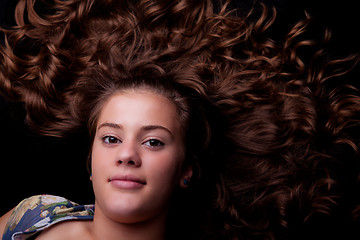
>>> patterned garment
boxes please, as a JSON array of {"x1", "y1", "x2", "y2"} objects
[{"x1": 2, "y1": 195, "x2": 94, "y2": 240}]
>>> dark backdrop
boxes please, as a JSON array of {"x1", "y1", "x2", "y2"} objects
[{"x1": 0, "y1": 0, "x2": 359, "y2": 218}]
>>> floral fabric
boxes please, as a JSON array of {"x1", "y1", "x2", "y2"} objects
[{"x1": 2, "y1": 195, "x2": 94, "y2": 240}]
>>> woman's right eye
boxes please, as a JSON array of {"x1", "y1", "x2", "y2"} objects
[{"x1": 102, "y1": 136, "x2": 121, "y2": 144}]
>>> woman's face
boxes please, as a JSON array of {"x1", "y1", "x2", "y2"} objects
[{"x1": 91, "y1": 89, "x2": 191, "y2": 224}]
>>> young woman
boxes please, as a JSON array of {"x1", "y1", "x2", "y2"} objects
[
  {"x1": 0, "y1": 2, "x2": 224, "y2": 238},
  {"x1": 1, "y1": 0, "x2": 360, "y2": 239},
  {"x1": 0, "y1": 78, "x2": 208, "y2": 240}
]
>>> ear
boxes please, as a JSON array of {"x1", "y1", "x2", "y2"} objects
[{"x1": 179, "y1": 166, "x2": 193, "y2": 188}]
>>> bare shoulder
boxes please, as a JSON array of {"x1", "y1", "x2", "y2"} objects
[
  {"x1": 0, "y1": 208, "x2": 15, "y2": 238},
  {"x1": 36, "y1": 220, "x2": 92, "y2": 240}
]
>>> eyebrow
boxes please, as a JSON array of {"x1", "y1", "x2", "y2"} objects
[
  {"x1": 97, "y1": 122, "x2": 173, "y2": 137},
  {"x1": 142, "y1": 125, "x2": 173, "y2": 137},
  {"x1": 98, "y1": 122, "x2": 121, "y2": 130}
]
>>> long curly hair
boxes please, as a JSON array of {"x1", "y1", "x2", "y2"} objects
[{"x1": 1, "y1": 0, "x2": 360, "y2": 239}]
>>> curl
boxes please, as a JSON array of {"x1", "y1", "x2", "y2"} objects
[{"x1": 1, "y1": 0, "x2": 360, "y2": 239}]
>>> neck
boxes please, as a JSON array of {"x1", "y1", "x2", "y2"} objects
[{"x1": 90, "y1": 205, "x2": 167, "y2": 240}]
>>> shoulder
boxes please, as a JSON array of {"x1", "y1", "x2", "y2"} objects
[
  {"x1": 36, "y1": 219, "x2": 93, "y2": 240},
  {"x1": 0, "y1": 207, "x2": 15, "y2": 239},
  {"x1": 1, "y1": 195, "x2": 94, "y2": 240},
  {"x1": 4, "y1": 195, "x2": 71, "y2": 233}
]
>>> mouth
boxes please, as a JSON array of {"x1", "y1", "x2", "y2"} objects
[{"x1": 109, "y1": 175, "x2": 146, "y2": 190}]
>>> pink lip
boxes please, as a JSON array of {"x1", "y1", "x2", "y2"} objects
[{"x1": 109, "y1": 175, "x2": 146, "y2": 190}]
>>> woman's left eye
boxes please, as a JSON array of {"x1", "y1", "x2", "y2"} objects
[{"x1": 143, "y1": 139, "x2": 164, "y2": 148}]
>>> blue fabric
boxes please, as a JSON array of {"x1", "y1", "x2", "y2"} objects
[{"x1": 2, "y1": 195, "x2": 94, "y2": 240}]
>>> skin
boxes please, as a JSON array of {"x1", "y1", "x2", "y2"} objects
[
  {"x1": 0, "y1": 89, "x2": 192, "y2": 240},
  {"x1": 90, "y1": 89, "x2": 192, "y2": 240},
  {"x1": 0, "y1": 208, "x2": 14, "y2": 238}
]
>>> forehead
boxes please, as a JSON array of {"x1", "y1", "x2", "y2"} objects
[{"x1": 97, "y1": 89, "x2": 182, "y2": 132}]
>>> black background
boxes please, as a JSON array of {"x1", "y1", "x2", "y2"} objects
[{"x1": 0, "y1": 0, "x2": 359, "y2": 219}]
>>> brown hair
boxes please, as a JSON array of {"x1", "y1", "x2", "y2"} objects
[{"x1": 1, "y1": 0, "x2": 360, "y2": 239}]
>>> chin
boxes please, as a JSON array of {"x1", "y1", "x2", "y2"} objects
[
  {"x1": 103, "y1": 200, "x2": 146, "y2": 222},
  {"x1": 107, "y1": 202, "x2": 167, "y2": 224},
  {"x1": 108, "y1": 209, "x2": 157, "y2": 224}
]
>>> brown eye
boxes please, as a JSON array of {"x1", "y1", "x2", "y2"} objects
[
  {"x1": 103, "y1": 136, "x2": 121, "y2": 144},
  {"x1": 144, "y1": 139, "x2": 164, "y2": 148}
]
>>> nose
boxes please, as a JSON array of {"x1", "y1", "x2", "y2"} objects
[{"x1": 116, "y1": 140, "x2": 142, "y2": 167}]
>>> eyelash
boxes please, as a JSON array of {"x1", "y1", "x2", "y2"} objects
[
  {"x1": 102, "y1": 136, "x2": 121, "y2": 144},
  {"x1": 143, "y1": 139, "x2": 164, "y2": 148},
  {"x1": 101, "y1": 136, "x2": 164, "y2": 149}
]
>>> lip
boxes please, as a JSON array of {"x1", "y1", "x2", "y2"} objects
[{"x1": 109, "y1": 174, "x2": 146, "y2": 190}]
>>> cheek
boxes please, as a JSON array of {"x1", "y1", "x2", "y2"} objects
[
  {"x1": 91, "y1": 143, "x2": 99, "y2": 172},
  {"x1": 90, "y1": 144, "x2": 111, "y2": 198},
  {"x1": 147, "y1": 150, "x2": 185, "y2": 184},
  {"x1": 90, "y1": 142, "x2": 109, "y2": 176}
]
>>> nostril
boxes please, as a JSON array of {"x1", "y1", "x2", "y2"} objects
[{"x1": 116, "y1": 159, "x2": 139, "y2": 166}]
